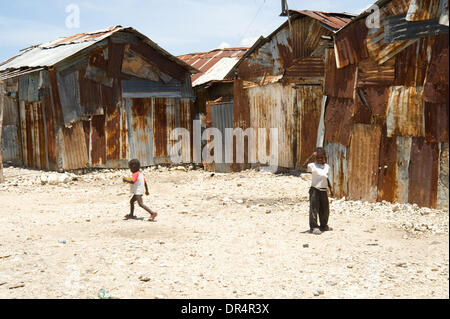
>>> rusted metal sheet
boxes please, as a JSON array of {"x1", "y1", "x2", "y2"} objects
[
  {"x1": 440, "y1": 0, "x2": 449, "y2": 26},
  {"x1": 283, "y1": 57, "x2": 325, "y2": 84},
  {"x1": 386, "y1": 86, "x2": 425, "y2": 137},
  {"x1": 1, "y1": 95, "x2": 22, "y2": 164},
  {"x1": 355, "y1": 86, "x2": 390, "y2": 123},
  {"x1": 122, "y1": 45, "x2": 172, "y2": 83},
  {"x1": 296, "y1": 85, "x2": 323, "y2": 168},
  {"x1": 247, "y1": 83, "x2": 297, "y2": 169},
  {"x1": 366, "y1": 2, "x2": 419, "y2": 65},
  {"x1": 347, "y1": 124, "x2": 382, "y2": 202},
  {"x1": 406, "y1": 0, "x2": 441, "y2": 21},
  {"x1": 408, "y1": 137, "x2": 439, "y2": 208},
  {"x1": 292, "y1": 17, "x2": 332, "y2": 60},
  {"x1": 79, "y1": 68, "x2": 104, "y2": 117},
  {"x1": 324, "y1": 142, "x2": 348, "y2": 199},
  {"x1": 125, "y1": 98, "x2": 154, "y2": 167},
  {"x1": 384, "y1": 14, "x2": 448, "y2": 43},
  {"x1": 56, "y1": 70, "x2": 82, "y2": 126},
  {"x1": 334, "y1": 19, "x2": 369, "y2": 69},
  {"x1": 377, "y1": 133, "x2": 412, "y2": 204},
  {"x1": 62, "y1": 121, "x2": 88, "y2": 170},
  {"x1": 90, "y1": 115, "x2": 106, "y2": 166},
  {"x1": 178, "y1": 48, "x2": 247, "y2": 87},
  {"x1": 393, "y1": 33, "x2": 433, "y2": 87},
  {"x1": 285, "y1": 10, "x2": 354, "y2": 30},
  {"x1": 231, "y1": 79, "x2": 251, "y2": 172},
  {"x1": 209, "y1": 102, "x2": 234, "y2": 173},
  {"x1": 153, "y1": 98, "x2": 168, "y2": 161},
  {"x1": 437, "y1": 142, "x2": 449, "y2": 208},
  {"x1": 324, "y1": 49, "x2": 356, "y2": 98},
  {"x1": 324, "y1": 97, "x2": 354, "y2": 146},
  {"x1": 107, "y1": 43, "x2": 128, "y2": 79},
  {"x1": 18, "y1": 100, "x2": 48, "y2": 169},
  {"x1": 423, "y1": 34, "x2": 449, "y2": 103},
  {"x1": 357, "y1": 58, "x2": 395, "y2": 86},
  {"x1": 105, "y1": 83, "x2": 121, "y2": 166},
  {"x1": 425, "y1": 101, "x2": 449, "y2": 142}
]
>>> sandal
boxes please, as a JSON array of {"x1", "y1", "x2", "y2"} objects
[{"x1": 124, "y1": 214, "x2": 136, "y2": 220}]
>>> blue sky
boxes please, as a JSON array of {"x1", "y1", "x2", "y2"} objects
[{"x1": 0, "y1": 0, "x2": 375, "y2": 62}]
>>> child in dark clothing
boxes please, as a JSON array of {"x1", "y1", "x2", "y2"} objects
[
  {"x1": 123, "y1": 159, "x2": 158, "y2": 221},
  {"x1": 302, "y1": 148, "x2": 334, "y2": 235}
]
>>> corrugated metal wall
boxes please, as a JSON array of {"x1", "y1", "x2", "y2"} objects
[{"x1": 327, "y1": 0, "x2": 449, "y2": 208}]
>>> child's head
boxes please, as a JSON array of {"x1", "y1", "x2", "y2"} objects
[
  {"x1": 315, "y1": 147, "x2": 327, "y2": 165},
  {"x1": 128, "y1": 159, "x2": 141, "y2": 173}
]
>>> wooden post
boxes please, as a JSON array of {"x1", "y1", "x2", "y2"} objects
[{"x1": 0, "y1": 80, "x2": 4, "y2": 183}]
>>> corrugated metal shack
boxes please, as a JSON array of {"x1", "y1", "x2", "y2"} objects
[
  {"x1": 326, "y1": 0, "x2": 449, "y2": 208},
  {"x1": 227, "y1": 11, "x2": 354, "y2": 171},
  {"x1": 0, "y1": 26, "x2": 198, "y2": 171},
  {"x1": 178, "y1": 48, "x2": 248, "y2": 172}
]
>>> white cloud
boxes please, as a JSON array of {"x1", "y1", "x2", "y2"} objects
[{"x1": 217, "y1": 42, "x2": 231, "y2": 49}]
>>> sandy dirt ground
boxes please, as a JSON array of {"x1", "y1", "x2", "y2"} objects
[{"x1": 0, "y1": 165, "x2": 448, "y2": 299}]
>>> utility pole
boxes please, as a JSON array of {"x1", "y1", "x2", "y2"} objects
[{"x1": 281, "y1": 0, "x2": 288, "y2": 16}]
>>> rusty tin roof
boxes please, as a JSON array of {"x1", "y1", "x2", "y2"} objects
[
  {"x1": 178, "y1": 48, "x2": 248, "y2": 87},
  {"x1": 0, "y1": 26, "x2": 199, "y2": 75}
]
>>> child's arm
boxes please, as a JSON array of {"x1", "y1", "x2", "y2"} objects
[
  {"x1": 327, "y1": 178, "x2": 334, "y2": 197},
  {"x1": 144, "y1": 181, "x2": 149, "y2": 196},
  {"x1": 301, "y1": 152, "x2": 317, "y2": 170},
  {"x1": 123, "y1": 177, "x2": 134, "y2": 184}
]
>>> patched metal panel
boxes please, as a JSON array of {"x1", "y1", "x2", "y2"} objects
[
  {"x1": 153, "y1": 98, "x2": 168, "y2": 161},
  {"x1": 437, "y1": 142, "x2": 449, "y2": 208},
  {"x1": 210, "y1": 102, "x2": 234, "y2": 173},
  {"x1": 334, "y1": 19, "x2": 369, "y2": 68},
  {"x1": 324, "y1": 97, "x2": 354, "y2": 146},
  {"x1": 247, "y1": 83, "x2": 297, "y2": 169},
  {"x1": 355, "y1": 86, "x2": 390, "y2": 123},
  {"x1": 386, "y1": 86, "x2": 425, "y2": 137},
  {"x1": 425, "y1": 101, "x2": 449, "y2": 142},
  {"x1": 348, "y1": 124, "x2": 381, "y2": 202},
  {"x1": 357, "y1": 58, "x2": 395, "y2": 87},
  {"x1": 324, "y1": 142, "x2": 348, "y2": 199},
  {"x1": 439, "y1": 0, "x2": 449, "y2": 26},
  {"x1": 283, "y1": 57, "x2": 325, "y2": 84},
  {"x1": 377, "y1": 135, "x2": 412, "y2": 204},
  {"x1": 324, "y1": 49, "x2": 356, "y2": 98},
  {"x1": 408, "y1": 137, "x2": 439, "y2": 208},
  {"x1": 423, "y1": 34, "x2": 449, "y2": 103},
  {"x1": 0, "y1": 93, "x2": 22, "y2": 165},
  {"x1": 122, "y1": 76, "x2": 182, "y2": 98},
  {"x1": 1, "y1": 125, "x2": 21, "y2": 164},
  {"x1": 385, "y1": 14, "x2": 448, "y2": 43},
  {"x1": 126, "y1": 98, "x2": 154, "y2": 167},
  {"x1": 90, "y1": 115, "x2": 107, "y2": 167},
  {"x1": 297, "y1": 85, "x2": 323, "y2": 168},
  {"x1": 406, "y1": 0, "x2": 442, "y2": 21},
  {"x1": 394, "y1": 37, "x2": 433, "y2": 86},
  {"x1": 56, "y1": 70, "x2": 82, "y2": 126},
  {"x1": 62, "y1": 121, "x2": 88, "y2": 170},
  {"x1": 231, "y1": 79, "x2": 251, "y2": 172}
]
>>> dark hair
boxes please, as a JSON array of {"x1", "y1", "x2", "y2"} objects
[
  {"x1": 315, "y1": 147, "x2": 326, "y2": 157},
  {"x1": 128, "y1": 159, "x2": 141, "y2": 171}
]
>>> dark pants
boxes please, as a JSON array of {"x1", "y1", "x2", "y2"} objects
[
  {"x1": 309, "y1": 187, "x2": 329, "y2": 230},
  {"x1": 130, "y1": 195, "x2": 153, "y2": 216}
]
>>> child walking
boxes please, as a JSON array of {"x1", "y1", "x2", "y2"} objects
[
  {"x1": 302, "y1": 147, "x2": 334, "y2": 235},
  {"x1": 123, "y1": 159, "x2": 158, "y2": 221}
]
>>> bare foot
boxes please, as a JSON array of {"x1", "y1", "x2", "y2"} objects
[
  {"x1": 124, "y1": 214, "x2": 135, "y2": 220},
  {"x1": 148, "y1": 212, "x2": 158, "y2": 222}
]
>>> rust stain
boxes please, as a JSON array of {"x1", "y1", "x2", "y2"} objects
[
  {"x1": 425, "y1": 101, "x2": 449, "y2": 143},
  {"x1": 324, "y1": 49, "x2": 356, "y2": 99},
  {"x1": 423, "y1": 34, "x2": 449, "y2": 103},
  {"x1": 91, "y1": 115, "x2": 106, "y2": 166},
  {"x1": 324, "y1": 97, "x2": 354, "y2": 146},
  {"x1": 347, "y1": 124, "x2": 381, "y2": 202},
  {"x1": 153, "y1": 98, "x2": 168, "y2": 157},
  {"x1": 357, "y1": 58, "x2": 395, "y2": 87},
  {"x1": 408, "y1": 137, "x2": 439, "y2": 208},
  {"x1": 386, "y1": 86, "x2": 425, "y2": 137},
  {"x1": 41, "y1": 90, "x2": 57, "y2": 170},
  {"x1": 334, "y1": 18, "x2": 369, "y2": 68}
]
